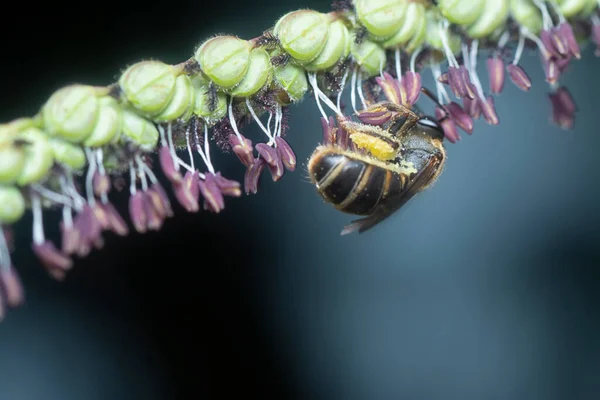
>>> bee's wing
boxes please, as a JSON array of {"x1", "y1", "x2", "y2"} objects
[{"x1": 340, "y1": 153, "x2": 443, "y2": 236}]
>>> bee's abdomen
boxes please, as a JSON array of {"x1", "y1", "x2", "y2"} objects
[{"x1": 309, "y1": 149, "x2": 402, "y2": 216}]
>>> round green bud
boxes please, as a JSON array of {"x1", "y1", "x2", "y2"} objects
[
  {"x1": 180, "y1": 75, "x2": 198, "y2": 122},
  {"x1": 0, "y1": 126, "x2": 26, "y2": 185},
  {"x1": 466, "y1": 0, "x2": 510, "y2": 39},
  {"x1": 121, "y1": 110, "x2": 159, "y2": 152},
  {"x1": 16, "y1": 126, "x2": 55, "y2": 186},
  {"x1": 42, "y1": 85, "x2": 99, "y2": 143},
  {"x1": 154, "y1": 75, "x2": 195, "y2": 122},
  {"x1": 119, "y1": 61, "x2": 178, "y2": 116},
  {"x1": 274, "y1": 63, "x2": 308, "y2": 102},
  {"x1": 555, "y1": 0, "x2": 588, "y2": 18},
  {"x1": 425, "y1": 10, "x2": 462, "y2": 53},
  {"x1": 305, "y1": 19, "x2": 350, "y2": 72},
  {"x1": 354, "y1": 0, "x2": 407, "y2": 40},
  {"x1": 195, "y1": 36, "x2": 252, "y2": 89},
  {"x1": 382, "y1": 2, "x2": 425, "y2": 48},
  {"x1": 578, "y1": 0, "x2": 597, "y2": 17},
  {"x1": 83, "y1": 96, "x2": 123, "y2": 147},
  {"x1": 230, "y1": 48, "x2": 273, "y2": 97},
  {"x1": 437, "y1": 0, "x2": 485, "y2": 25},
  {"x1": 350, "y1": 38, "x2": 386, "y2": 77},
  {"x1": 191, "y1": 76, "x2": 228, "y2": 122},
  {"x1": 0, "y1": 186, "x2": 25, "y2": 225},
  {"x1": 49, "y1": 138, "x2": 87, "y2": 170},
  {"x1": 273, "y1": 10, "x2": 330, "y2": 62},
  {"x1": 509, "y1": 0, "x2": 543, "y2": 34},
  {"x1": 405, "y1": 13, "x2": 428, "y2": 54}
]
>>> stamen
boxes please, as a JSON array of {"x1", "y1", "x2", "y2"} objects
[
  {"x1": 31, "y1": 184, "x2": 75, "y2": 208},
  {"x1": 395, "y1": 48, "x2": 402, "y2": 81},
  {"x1": 410, "y1": 47, "x2": 422, "y2": 73},
  {"x1": 137, "y1": 160, "x2": 149, "y2": 192},
  {"x1": 546, "y1": 0, "x2": 566, "y2": 24},
  {"x1": 246, "y1": 98, "x2": 273, "y2": 143},
  {"x1": 337, "y1": 67, "x2": 349, "y2": 111},
  {"x1": 266, "y1": 112, "x2": 273, "y2": 138},
  {"x1": 95, "y1": 149, "x2": 109, "y2": 204},
  {"x1": 275, "y1": 104, "x2": 283, "y2": 137},
  {"x1": 497, "y1": 31, "x2": 510, "y2": 49},
  {"x1": 431, "y1": 63, "x2": 451, "y2": 104},
  {"x1": 308, "y1": 72, "x2": 344, "y2": 118},
  {"x1": 129, "y1": 161, "x2": 137, "y2": 195},
  {"x1": 185, "y1": 125, "x2": 195, "y2": 170},
  {"x1": 84, "y1": 148, "x2": 97, "y2": 206},
  {"x1": 439, "y1": 20, "x2": 459, "y2": 68},
  {"x1": 513, "y1": 32, "x2": 526, "y2": 65},
  {"x1": 30, "y1": 190, "x2": 45, "y2": 245},
  {"x1": 158, "y1": 124, "x2": 168, "y2": 147},
  {"x1": 137, "y1": 155, "x2": 160, "y2": 185},
  {"x1": 357, "y1": 72, "x2": 366, "y2": 109},
  {"x1": 351, "y1": 67, "x2": 359, "y2": 114},
  {"x1": 95, "y1": 149, "x2": 106, "y2": 175},
  {"x1": 203, "y1": 124, "x2": 215, "y2": 173},
  {"x1": 533, "y1": 0, "x2": 554, "y2": 29},
  {"x1": 62, "y1": 205, "x2": 73, "y2": 228},
  {"x1": 0, "y1": 228, "x2": 10, "y2": 271},
  {"x1": 228, "y1": 97, "x2": 244, "y2": 141},
  {"x1": 464, "y1": 41, "x2": 486, "y2": 100},
  {"x1": 60, "y1": 174, "x2": 84, "y2": 211}
]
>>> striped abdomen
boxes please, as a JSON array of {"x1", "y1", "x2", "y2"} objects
[{"x1": 308, "y1": 148, "x2": 408, "y2": 216}]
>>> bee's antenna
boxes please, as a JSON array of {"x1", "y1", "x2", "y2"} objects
[{"x1": 420, "y1": 87, "x2": 449, "y2": 121}]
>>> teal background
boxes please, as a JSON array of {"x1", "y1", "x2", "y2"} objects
[{"x1": 1, "y1": 1, "x2": 599, "y2": 399}]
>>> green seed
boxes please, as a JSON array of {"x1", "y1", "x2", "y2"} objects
[
  {"x1": 0, "y1": 186, "x2": 25, "y2": 225},
  {"x1": 16, "y1": 126, "x2": 55, "y2": 186},
  {"x1": 230, "y1": 48, "x2": 273, "y2": 97},
  {"x1": 382, "y1": 2, "x2": 425, "y2": 48},
  {"x1": 273, "y1": 63, "x2": 308, "y2": 102},
  {"x1": 466, "y1": 0, "x2": 510, "y2": 39},
  {"x1": 119, "y1": 61, "x2": 178, "y2": 116},
  {"x1": 425, "y1": 10, "x2": 462, "y2": 53},
  {"x1": 405, "y1": 13, "x2": 428, "y2": 53},
  {"x1": 354, "y1": 0, "x2": 407, "y2": 40},
  {"x1": 191, "y1": 76, "x2": 227, "y2": 122},
  {"x1": 42, "y1": 85, "x2": 99, "y2": 143},
  {"x1": 437, "y1": 0, "x2": 485, "y2": 25},
  {"x1": 155, "y1": 75, "x2": 195, "y2": 122},
  {"x1": 509, "y1": 0, "x2": 543, "y2": 34},
  {"x1": 49, "y1": 138, "x2": 86, "y2": 170},
  {"x1": 195, "y1": 36, "x2": 251, "y2": 89},
  {"x1": 555, "y1": 0, "x2": 588, "y2": 18},
  {"x1": 578, "y1": 0, "x2": 598, "y2": 17},
  {"x1": 121, "y1": 110, "x2": 159, "y2": 152},
  {"x1": 305, "y1": 19, "x2": 350, "y2": 72},
  {"x1": 83, "y1": 96, "x2": 123, "y2": 147},
  {"x1": 0, "y1": 125, "x2": 26, "y2": 185},
  {"x1": 274, "y1": 10, "x2": 330, "y2": 63},
  {"x1": 351, "y1": 38, "x2": 386, "y2": 77}
]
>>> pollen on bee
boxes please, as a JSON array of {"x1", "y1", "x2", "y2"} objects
[{"x1": 348, "y1": 132, "x2": 396, "y2": 161}]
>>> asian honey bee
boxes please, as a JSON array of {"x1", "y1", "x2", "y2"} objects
[{"x1": 308, "y1": 100, "x2": 446, "y2": 235}]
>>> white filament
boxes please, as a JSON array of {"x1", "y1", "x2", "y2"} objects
[
  {"x1": 337, "y1": 67, "x2": 349, "y2": 111},
  {"x1": 84, "y1": 148, "x2": 97, "y2": 206},
  {"x1": 410, "y1": 47, "x2": 422, "y2": 73},
  {"x1": 30, "y1": 190, "x2": 45, "y2": 245},
  {"x1": 246, "y1": 98, "x2": 273, "y2": 143},
  {"x1": 228, "y1": 97, "x2": 244, "y2": 141},
  {"x1": 439, "y1": 20, "x2": 459, "y2": 68}
]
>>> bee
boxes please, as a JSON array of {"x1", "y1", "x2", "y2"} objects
[{"x1": 308, "y1": 100, "x2": 446, "y2": 235}]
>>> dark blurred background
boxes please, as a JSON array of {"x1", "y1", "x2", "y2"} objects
[{"x1": 1, "y1": 1, "x2": 599, "y2": 399}]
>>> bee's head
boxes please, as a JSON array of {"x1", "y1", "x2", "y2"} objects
[{"x1": 416, "y1": 116, "x2": 445, "y2": 141}]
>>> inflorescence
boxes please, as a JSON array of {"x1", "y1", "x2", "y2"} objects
[{"x1": 0, "y1": 0, "x2": 599, "y2": 320}]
